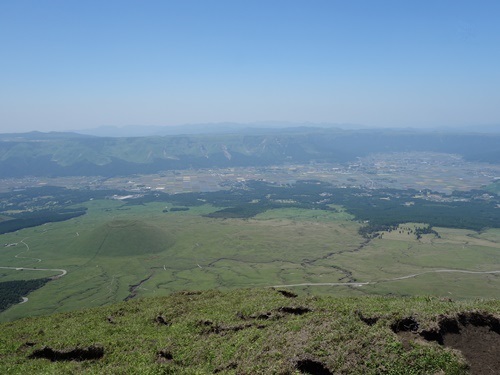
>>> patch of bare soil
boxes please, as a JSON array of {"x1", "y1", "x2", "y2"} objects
[
  {"x1": 391, "y1": 316, "x2": 419, "y2": 333},
  {"x1": 278, "y1": 306, "x2": 311, "y2": 315},
  {"x1": 392, "y1": 312, "x2": 500, "y2": 375},
  {"x1": 28, "y1": 345, "x2": 104, "y2": 362},
  {"x1": 444, "y1": 325, "x2": 500, "y2": 375},
  {"x1": 156, "y1": 349, "x2": 173, "y2": 363},
  {"x1": 154, "y1": 315, "x2": 171, "y2": 326},
  {"x1": 355, "y1": 309, "x2": 379, "y2": 326},
  {"x1": 296, "y1": 358, "x2": 333, "y2": 375},
  {"x1": 276, "y1": 289, "x2": 298, "y2": 298}
]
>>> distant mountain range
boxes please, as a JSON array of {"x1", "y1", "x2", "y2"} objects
[
  {"x1": 73, "y1": 122, "x2": 364, "y2": 137},
  {"x1": 73, "y1": 122, "x2": 500, "y2": 138},
  {"x1": 0, "y1": 127, "x2": 499, "y2": 178}
]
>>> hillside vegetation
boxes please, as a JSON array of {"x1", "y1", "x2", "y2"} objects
[
  {"x1": 77, "y1": 219, "x2": 176, "y2": 257},
  {"x1": 0, "y1": 288, "x2": 499, "y2": 374},
  {"x1": 1, "y1": 129, "x2": 499, "y2": 177}
]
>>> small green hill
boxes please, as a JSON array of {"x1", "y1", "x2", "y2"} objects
[
  {"x1": 0, "y1": 289, "x2": 498, "y2": 374},
  {"x1": 78, "y1": 219, "x2": 175, "y2": 257}
]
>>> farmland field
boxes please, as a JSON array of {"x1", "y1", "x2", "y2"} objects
[{"x1": 1, "y1": 193, "x2": 499, "y2": 322}]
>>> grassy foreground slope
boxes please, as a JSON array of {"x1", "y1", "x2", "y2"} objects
[{"x1": 1, "y1": 289, "x2": 499, "y2": 374}]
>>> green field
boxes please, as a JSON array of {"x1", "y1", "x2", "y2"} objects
[{"x1": 1, "y1": 200, "x2": 499, "y2": 322}]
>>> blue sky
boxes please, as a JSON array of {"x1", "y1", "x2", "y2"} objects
[{"x1": 1, "y1": 0, "x2": 499, "y2": 133}]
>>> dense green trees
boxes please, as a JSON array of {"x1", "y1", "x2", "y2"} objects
[
  {"x1": 0, "y1": 209, "x2": 86, "y2": 235},
  {"x1": 158, "y1": 180, "x2": 500, "y2": 232},
  {"x1": 0, "y1": 278, "x2": 49, "y2": 312}
]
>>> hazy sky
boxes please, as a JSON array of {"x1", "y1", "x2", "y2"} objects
[{"x1": 1, "y1": 0, "x2": 499, "y2": 133}]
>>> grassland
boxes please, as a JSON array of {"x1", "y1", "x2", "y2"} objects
[
  {"x1": 1, "y1": 288, "x2": 499, "y2": 374},
  {"x1": 0, "y1": 199, "x2": 499, "y2": 322}
]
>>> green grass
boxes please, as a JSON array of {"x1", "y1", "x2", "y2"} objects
[
  {"x1": 1, "y1": 202, "x2": 499, "y2": 322},
  {"x1": 2, "y1": 288, "x2": 498, "y2": 374},
  {"x1": 73, "y1": 218, "x2": 176, "y2": 257}
]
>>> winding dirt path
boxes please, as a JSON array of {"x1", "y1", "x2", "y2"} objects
[
  {"x1": 271, "y1": 269, "x2": 500, "y2": 288},
  {"x1": 2, "y1": 238, "x2": 67, "y2": 279},
  {"x1": 14, "y1": 238, "x2": 42, "y2": 263}
]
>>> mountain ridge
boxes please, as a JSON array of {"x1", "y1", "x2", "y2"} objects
[{"x1": 1, "y1": 128, "x2": 499, "y2": 178}]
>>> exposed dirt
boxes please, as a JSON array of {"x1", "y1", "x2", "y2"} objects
[
  {"x1": 355, "y1": 310, "x2": 379, "y2": 326},
  {"x1": 296, "y1": 359, "x2": 333, "y2": 375},
  {"x1": 156, "y1": 349, "x2": 173, "y2": 363},
  {"x1": 278, "y1": 306, "x2": 312, "y2": 315},
  {"x1": 154, "y1": 315, "x2": 170, "y2": 326},
  {"x1": 276, "y1": 289, "x2": 298, "y2": 298},
  {"x1": 444, "y1": 325, "x2": 500, "y2": 375},
  {"x1": 391, "y1": 316, "x2": 419, "y2": 333},
  {"x1": 392, "y1": 312, "x2": 500, "y2": 375},
  {"x1": 28, "y1": 345, "x2": 104, "y2": 362},
  {"x1": 249, "y1": 311, "x2": 275, "y2": 320}
]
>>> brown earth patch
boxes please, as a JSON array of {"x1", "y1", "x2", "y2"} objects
[
  {"x1": 154, "y1": 315, "x2": 171, "y2": 326},
  {"x1": 355, "y1": 310, "x2": 379, "y2": 326},
  {"x1": 156, "y1": 349, "x2": 173, "y2": 363},
  {"x1": 444, "y1": 325, "x2": 500, "y2": 375},
  {"x1": 391, "y1": 316, "x2": 419, "y2": 333},
  {"x1": 296, "y1": 358, "x2": 333, "y2": 375},
  {"x1": 276, "y1": 289, "x2": 298, "y2": 298},
  {"x1": 28, "y1": 345, "x2": 104, "y2": 362},
  {"x1": 278, "y1": 306, "x2": 312, "y2": 315},
  {"x1": 392, "y1": 312, "x2": 500, "y2": 375}
]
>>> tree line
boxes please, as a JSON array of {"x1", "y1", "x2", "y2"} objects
[{"x1": 0, "y1": 278, "x2": 50, "y2": 312}]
